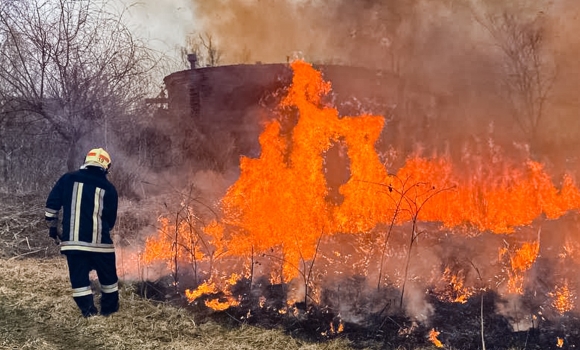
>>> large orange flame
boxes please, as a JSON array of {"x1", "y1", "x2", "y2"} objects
[{"x1": 221, "y1": 60, "x2": 580, "y2": 280}]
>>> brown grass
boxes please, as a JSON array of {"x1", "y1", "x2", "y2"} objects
[{"x1": 0, "y1": 257, "x2": 358, "y2": 350}]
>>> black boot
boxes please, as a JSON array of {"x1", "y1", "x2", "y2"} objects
[
  {"x1": 74, "y1": 294, "x2": 98, "y2": 317},
  {"x1": 100, "y1": 291, "x2": 119, "y2": 316}
]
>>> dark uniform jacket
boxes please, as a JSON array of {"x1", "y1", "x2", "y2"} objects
[{"x1": 45, "y1": 166, "x2": 118, "y2": 253}]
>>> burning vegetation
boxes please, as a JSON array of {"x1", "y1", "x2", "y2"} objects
[{"x1": 133, "y1": 61, "x2": 580, "y2": 349}]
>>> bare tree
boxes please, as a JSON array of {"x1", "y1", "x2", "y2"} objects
[
  {"x1": 183, "y1": 32, "x2": 223, "y2": 68},
  {"x1": 390, "y1": 176, "x2": 453, "y2": 309},
  {"x1": 479, "y1": 11, "x2": 555, "y2": 150},
  {"x1": 199, "y1": 33, "x2": 222, "y2": 67},
  {"x1": 0, "y1": 0, "x2": 159, "y2": 177}
]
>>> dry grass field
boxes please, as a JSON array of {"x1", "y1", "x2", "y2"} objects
[
  {"x1": 0, "y1": 192, "x2": 364, "y2": 350},
  {"x1": 0, "y1": 258, "x2": 360, "y2": 350}
]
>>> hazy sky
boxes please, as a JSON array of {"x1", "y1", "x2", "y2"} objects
[
  {"x1": 120, "y1": 0, "x2": 381, "y2": 64},
  {"x1": 117, "y1": 0, "x2": 574, "y2": 66},
  {"x1": 116, "y1": 0, "x2": 580, "y2": 124},
  {"x1": 119, "y1": 0, "x2": 333, "y2": 64},
  {"x1": 118, "y1": 0, "x2": 198, "y2": 55}
]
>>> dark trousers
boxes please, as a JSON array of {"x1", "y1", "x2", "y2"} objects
[{"x1": 65, "y1": 252, "x2": 119, "y2": 316}]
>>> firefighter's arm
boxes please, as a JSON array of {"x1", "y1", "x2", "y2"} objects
[
  {"x1": 45, "y1": 208, "x2": 60, "y2": 242},
  {"x1": 103, "y1": 185, "x2": 118, "y2": 230},
  {"x1": 45, "y1": 177, "x2": 63, "y2": 241}
]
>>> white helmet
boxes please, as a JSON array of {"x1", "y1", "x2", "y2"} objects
[{"x1": 83, "y1": 148, "x2": 112, "y2": 171}]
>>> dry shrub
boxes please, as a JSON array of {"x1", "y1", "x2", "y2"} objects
[
  {"x1": 0, "y1": 191, "x2": 60, "y2": 259},
  {"x1": 109, "y1": 166, "x2": 142, "y2": 201},
  {"x1": 114, "y1": 198, "x2": 156, "y2": 246}
]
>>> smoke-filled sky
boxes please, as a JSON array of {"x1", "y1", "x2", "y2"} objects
[
  {"x1": 119, "y1": 0, "x2": 577, "y2": 65},
  {"x1": 118, "y1": 0, "x2": 580, "y2": 151},
  {"x1": 117, "y1": 0, "x2": 198, "y2": 55}
]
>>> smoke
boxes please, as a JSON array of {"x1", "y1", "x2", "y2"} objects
[
  {"x1": 118, "y1": 0, "x2": 580, "y2": 106},
  {"x1": 186, "y1": 0, "x2": 549, "y2": 67},
  {"x1": 184, "y1": 0, "x2": 580, "y2": 158},
  {"x1": 117, "y1": 0, "x2": 580, "y2": 159},
  {"x1": 115, "y1": 167, "x2": 238, "y2": 283},
  {"x1": 117, "y1": 0, "x2": 198, "y2": 54},
  {"x1": 119, "y1": 0, "x2": 495, "y2": 67},
  {"x1": 188, "y1": 1, "x2": 329, "y2": 64}
]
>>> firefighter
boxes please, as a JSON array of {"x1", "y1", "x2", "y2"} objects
[{"x1": 45, "y1": 148, "x2": 119, "y2": 317}]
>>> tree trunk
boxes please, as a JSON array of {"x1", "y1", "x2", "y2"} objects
[{"x1": 66, "y1": 140, "x2": 79, "y2": 172}]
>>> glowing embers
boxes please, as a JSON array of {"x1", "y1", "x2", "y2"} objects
[{"x1": 550, "y1": 280, "x2": 575, "y2": 314}]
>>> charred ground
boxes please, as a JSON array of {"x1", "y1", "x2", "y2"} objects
[{"x1": 135, "y1": 269, "x2": 580, "y2": 349}]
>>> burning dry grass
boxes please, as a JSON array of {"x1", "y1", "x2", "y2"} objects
[
  {"x1": 124, "y1": 60, "x2": 580, "y2": 349},
  {"x1": 0, "y1": 190, "x2": 491, "y2": 349},
  {"x1": 0, "y1": 190, "x2": 358, "y2": 349},
  {"x1": 0, "y1": 257, "x2": 356, "y2": 350},
  {"x1": 1, "y1": 188, "x2": 576, "y2": 348}
]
